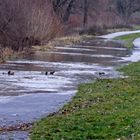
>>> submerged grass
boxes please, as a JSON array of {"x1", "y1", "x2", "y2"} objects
[
  {"x1": 0, "y1": 47, "x2": 14, "y2": 63},
  {"x1": 31, "y1": 61, "x2": 140, "y2": 140},
  {"x1": 115, "y1": 33, "x2": 140, "y2": 48},
  {"x1": 31, "y1": 35, "x2": 95, "y2": 51}
]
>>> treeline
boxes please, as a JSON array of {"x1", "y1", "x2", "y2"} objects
[
  {"x1": 0, "y1": 0, "x2": 140, "y2": 51},
  {"x1": 51, "y1": 0, "x2": 140, "y2": 28}
]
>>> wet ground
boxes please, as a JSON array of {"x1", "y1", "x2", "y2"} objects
[{"x1": 0, "y1": 35, "x2": 140, "y2": 139}]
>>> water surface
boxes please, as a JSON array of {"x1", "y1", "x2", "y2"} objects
[{"x1": 0, "y1": 37, "x2": 139, "y2": 139}]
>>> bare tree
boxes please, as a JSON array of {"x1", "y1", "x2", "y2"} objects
[
  {"x1": 83, "y1": 0, "x2": 88, "y2": 27},
  {"x1": 116, "y1": 0, "x2": 140, "y2": 24},
  {"x1": 0, "y1": 0, "x2": 61, "y2": 51},
  {"x1": 52, "y1": 0, "x2": 76, "y2": 22}
]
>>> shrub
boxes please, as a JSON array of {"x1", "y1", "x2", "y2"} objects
[{"x1": 0, "y1": 0, "x2": 62, "y2": 51}]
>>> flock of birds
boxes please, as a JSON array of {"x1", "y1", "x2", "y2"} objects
[
  {"x1": 1, "y1": 70, "x2": 105, "y2": 78},
  {"x1": 2, "y1": 70, "x2": 55, "y2": 76}
]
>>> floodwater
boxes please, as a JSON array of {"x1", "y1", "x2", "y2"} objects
[{"x1": 0, "y1": 35, "x2": 140, "y2": 139}]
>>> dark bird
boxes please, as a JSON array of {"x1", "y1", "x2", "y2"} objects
[
  {"x1": 99, "y1": 72, "x2": 105, "y2": 76},
  {"x1": 50, "y1": 71, "x2": 55, "y2": 75},
  {"x1": 45, "y1": 71, "x2": 48, "y2": 75},
  {"x1": 8, "y1": 70, "x2": 14, "y2": 75},
  {"x1": 2, "y1": 72, "x2": 6, "y2": 75}
]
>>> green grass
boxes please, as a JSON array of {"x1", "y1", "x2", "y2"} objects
[
  {"x1": 115, "y1": 33, "x2": 140, "y2": 48},
  {"x1": 31, "y1": 61, "x2": 140, "y2": 140}
]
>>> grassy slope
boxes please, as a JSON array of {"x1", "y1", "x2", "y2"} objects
[
  {"x1": 115, "y1": 33, "x2": 140, "y2": 48},
  {"x1": 31, "y1": 61, "x2": 140, "y2": 140}
]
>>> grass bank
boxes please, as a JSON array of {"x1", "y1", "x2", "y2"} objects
[
  {"x1": 32, "y1": 25, "x2": 140, "y2": 51},
  {"x1": 30, "y1": 61, "x2": 140, "y2": 140},
  {"x1": 115, "y1": 33, "x2": 140, "y2": 48}
]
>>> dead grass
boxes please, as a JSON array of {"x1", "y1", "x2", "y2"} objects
[
  {"x1": 32, "y1": 35, "x2": 95, "y2": 51},
  {"x1": 56, "y1": 36, "x2": 82, "y2": 44},
  {"x1": 0, "y1": 47, "x2": 14, "y2": 63}
]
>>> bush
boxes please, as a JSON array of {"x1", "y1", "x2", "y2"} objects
[
  {"x1": 0, "y1": 46, "x2": 13, "y2": 62},
  {"x1": 0, "y1": 0, "x2": 62, "y2": 51}
]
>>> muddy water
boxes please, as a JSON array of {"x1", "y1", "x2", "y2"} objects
[{"x1": 0, "y1": 38, "x2": 139, "y2": 139}]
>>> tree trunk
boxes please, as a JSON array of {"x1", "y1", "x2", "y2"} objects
[
  {"x1": 83, "y1": 0, "x2": 88, "y2": 27},
  {"x1": 63, "y1": 0, "x2": 75, "y2": 22}
]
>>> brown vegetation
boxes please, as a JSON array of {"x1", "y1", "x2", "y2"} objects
[
  {"x1": 0, "y1": 46, "x2": 13, "y2": 62},
  {"x1": 0, "y1": 0, "x2": 140, "y2": 53},
  {"x1": 0, "y1": 0, "x2": 62, "y2": 51},
  {"x1": 51, "y1": 0, "x2": 140, "y2": 35}
]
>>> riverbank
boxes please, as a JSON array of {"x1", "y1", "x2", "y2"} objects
[
  {"x1": 0, "y1": 26, "x2": 140, "y2": 60},
  {"x1": 30, "y1": 31, "x2": 140, "y2": 139},
  {"x1": 31, "y1": 61, "x2": 140, "y2": 140},
  {"x1": 32, "y1": 26, "x2": 140, "y2": 52}
]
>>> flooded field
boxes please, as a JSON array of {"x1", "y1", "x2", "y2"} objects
[{"x1": 0, "y1": 36, "x2": 140, "y2": 139}]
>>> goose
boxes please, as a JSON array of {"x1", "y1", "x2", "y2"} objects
[
  {"x1": 8, "y1": 70, "x2": 14, "y2": 75},
  {"x1": 50, "y1": 71, "x2": 55, "y2": 75},
  {"x1": 99, "y1": 72, "x2": 105, "y2": 76}
]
